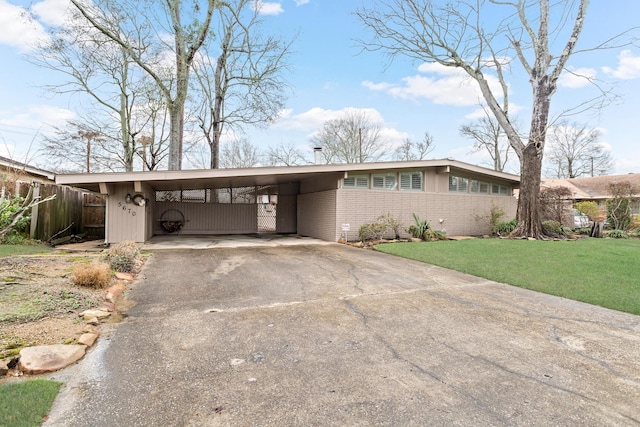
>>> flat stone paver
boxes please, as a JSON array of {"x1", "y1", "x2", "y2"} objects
[{"x1": 46, "y1": 245, "x2": 640, "y2": 426}]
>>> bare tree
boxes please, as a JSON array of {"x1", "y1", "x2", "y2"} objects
[
  {"x1": 220, "y1": 139, "x2": 261, "y2": 168},
  {"x1": 266, "y1": 142, "x2": 310, "y2": 166},
  {"x1": 70, "y1": 0, "x2": 217, "y2": 170},
  {"x1": 545, "y1": 121, "x2": 613, "y2": 178},
  {"x1": 41, "y1": 122, "x2": 115, "y2": 173},
  {"x1": 460, "y1": 107, "x2": 514, "y2": 172},
  {"x1": 393, "y1": 132, "x2": 435, "y2": 161},
  {"x1": 29, "y1": 7, "x2": 163, "y2": 172},
  {"x1": 357, "y1": 0, "x2": 596, "y2": 238},
  {"x1": 311, "y1": 110, "x2": 387, "y2": 164},
  {"x1": 192, "y1": 0, "x2": 293, "y2": 169}
]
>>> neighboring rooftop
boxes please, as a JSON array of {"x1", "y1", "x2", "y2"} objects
[
  {"x1": 0, "y1": 156, "x2": 55, "y2": 182},
  {"x1": 542, "y1": 173, "x2": 640, "y2": 199}
]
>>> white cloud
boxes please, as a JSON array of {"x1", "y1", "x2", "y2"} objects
[
  {"x1": 294, "y1": 0, "x2": 310, "y2": 5},
  {"x1": 602, "y1": 50, "x2": 640, "y2": 80},
  {"x1": 0, "y1": 1, "x2": 49, "y2": 52},
  {"x1": 363, "y1": 62, "x2": 505, "y2": 107},
  {"x1": 559, "y1": 67, "x2": 597, "y2": 88},
  {"x1": 32, "y1": 0, "x2": 71, "y2": 26},
  {"x1": 252, "y1": 0, "x2": 284, "y2": 15},
  {"x1": 274, "y1": 107, "x2": 385, "y2": 131}
]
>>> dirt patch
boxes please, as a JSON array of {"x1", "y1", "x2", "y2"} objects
[{"x1": 0, "y1": 253, "x2": 109, "y2": 360}]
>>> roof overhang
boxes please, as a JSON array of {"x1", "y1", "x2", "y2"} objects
[{"x1": 55, "y1": 159, "x2": 520, "y2": 194}]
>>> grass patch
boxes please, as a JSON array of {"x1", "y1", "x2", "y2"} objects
[
  {"x1": 376, "y1": 238, "x2": 640, "y2": 315},
  {"x1": 0, "y1": 379, "x2": 62, "y2": 426},
  {"x1": 0, "y1": 244, "x2": 52, "y2": 257}
]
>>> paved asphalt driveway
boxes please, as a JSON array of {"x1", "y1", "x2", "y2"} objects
[{"x1": 47, "y1": 244, "x2": 640, "y2": 426}]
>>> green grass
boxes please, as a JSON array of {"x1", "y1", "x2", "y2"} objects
[
  {"x1": 0, "y1": 244, "x2": 52, "y2": 257},
  {"x1": 376, "y1": 238, "x2": 640, "y2": 315},
  {"x1": 0, "y1": 379, "x2": 62, "y2": 426}
]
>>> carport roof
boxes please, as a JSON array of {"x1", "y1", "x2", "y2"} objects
[{"x1": 55, "y1": 159, "x2": 520, "y2": 193}]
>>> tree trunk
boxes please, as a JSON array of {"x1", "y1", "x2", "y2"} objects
[
  {"x1": 514, "y1": 144, "x2": 545, "y2": 238},
  {"x1": 168, "y1": 103, "x2": 183, "y2": 171}
]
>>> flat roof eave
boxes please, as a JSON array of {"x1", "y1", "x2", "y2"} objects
[{"x1": 55, "y1": 159, "x2": 520, "y2": 193}]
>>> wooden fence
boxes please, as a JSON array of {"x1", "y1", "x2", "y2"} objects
[{"x1": 16, "y1": 182, "x2": 105, "y2": 241}]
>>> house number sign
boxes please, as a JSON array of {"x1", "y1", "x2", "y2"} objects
[{"x1": 118, "y1": 201, "x2": 137, "y2": 216}]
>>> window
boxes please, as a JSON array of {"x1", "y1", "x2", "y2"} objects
[
  {"x1": 470, "y1": 180, "x2": 489, "y2": 194},
  {"x1": 492, "y1": 184, "x2": 510, "y2": 196},
  {"x1": 449, "y1": 175, "x2": 468, "y2": 192},
  {"x1": 372, "y1": 173, "x2": 397, "y2": 190},
  {"x1": 400, "y1": 171, "x2": 423, "y2": 191},
  {"x1": 343, "y1": 174, "x2": 369, "y2": 189}
]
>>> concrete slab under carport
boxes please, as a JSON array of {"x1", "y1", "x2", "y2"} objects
[{"x1": 142, "y1": 233, "x2": 333, "y2": 250}]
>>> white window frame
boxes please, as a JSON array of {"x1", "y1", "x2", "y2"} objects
[
  {"x1": 491, "y1": 183, "x2": 510, "y2": 196},
  {"x1": 449, "y1": 175, "x2": 468, "y2": 193},
  {"x1": 400, "y1": 171, "x2": 423, "y2": 191},
  {"x1": 372, "y1": 173, "x2": 398, "y2": 190},
  {"x1": 470, "y1": 180, "x2": 489, "y2": 194},
  {"x1": 343, "y1": 174, "x2": 369, "y2": 189}
]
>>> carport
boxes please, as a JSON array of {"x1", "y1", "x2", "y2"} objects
[{"x1": 56, "y1": 165, "x2": 347, "y2": 244}]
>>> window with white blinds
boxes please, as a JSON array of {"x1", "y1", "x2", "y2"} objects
[
  {"x1": 372, "y1": 173, "x2": 397, "y2": 190},
  {"x1": 400, "y1": 171, "x2": 423, "y2": 191},
  {"x1": 343, "y1": 175, "x2": 369, "y2": 189}
]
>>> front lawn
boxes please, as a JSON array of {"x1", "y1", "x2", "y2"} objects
[
  {"x1": 0, "y1": 244, "x2": 52, "y2": 257},
  {"x1": 376, "y1": 238, "x2": 640, "y2": 315},
  {"x1": 0, "y1": 379, "x2": 62, "y2": 426}
]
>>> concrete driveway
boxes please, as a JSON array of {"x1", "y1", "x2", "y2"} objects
[{"x1": 46, "y1": 244, "x2": 640, "y2": 426}]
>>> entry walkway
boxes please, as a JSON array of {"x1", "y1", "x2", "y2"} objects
[{"x1": 142, "y1": 233, "x2": 332, "y2": 250}]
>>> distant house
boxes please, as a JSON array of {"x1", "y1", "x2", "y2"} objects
[
  {"x1": 0, "y1": 156, "x2": 55, "y2": 195},
  {"x1": 542, "y1": 173, "x2": 640, "y2": 215},
  {"x1": 56, "y1": 159, "x2": 520, "y2": 244}
]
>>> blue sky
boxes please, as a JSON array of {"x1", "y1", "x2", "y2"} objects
[{"x1": 1, "y1": 0, "x2": 640, "y2": 175}]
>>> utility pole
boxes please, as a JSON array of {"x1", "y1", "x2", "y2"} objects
[{"x1": 359, "y1": 127, "x2": 362, "y2": 163}]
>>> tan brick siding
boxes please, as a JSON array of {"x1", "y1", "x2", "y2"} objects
[
  {"x1": 298, "y1": 190, "x2": 337, "y2": 241},
  {"x1": 336, "y1": 189, "x2": 517, "y2": 241}
]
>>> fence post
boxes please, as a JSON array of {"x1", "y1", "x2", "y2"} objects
[{"x1": 30, "y1": 183, "x2": 40, "y2": 239}]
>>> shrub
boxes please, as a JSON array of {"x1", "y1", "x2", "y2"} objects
[
  {"x1": 576, "y1": 227, "x2": 591, "y2": 235},
  {"x1": 542, "y1": 220, "x2": 563, "y2": 234},
  {"x1": 0, "y1": 196, "x2": 31, "y2": 244},
  {"x1": 493, "y1": 218, "x2": 517, "y2": 235},
  {"x1": 606, "y1": 229, "x2": 629, "y2": 239},
  {"x1": 574, "y1": 201, "x2": 600, "y2": 221},
  {"x1": 358, "y1": 222, "x2": 386, "y2": 242},
  {"x1": 358, "y1": 212, "x2": 403, "y2": 243},
  {"x1": 475, "y1": 202, "x2": 506, "y2": 235},
  {"x1": 71, "y1": 263, "x2": 112, "y2": 288},
  {"x1": 406, "y1": 213, "x2": 430, "y2": 239},
  {"x1": 104, "y1": 240, "x2": 140, "y2": 272}
]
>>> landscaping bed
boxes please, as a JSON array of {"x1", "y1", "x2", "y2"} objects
[{"x1": 0, "y1": 253, "x2": 107, "y2": 363}]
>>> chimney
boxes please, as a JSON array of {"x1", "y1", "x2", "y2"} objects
[{"x1": 313, "y1": 147, "x2": 323, "y2": 165}]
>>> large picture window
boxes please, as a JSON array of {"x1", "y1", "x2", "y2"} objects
[
  {"x1": 372, "y1": 173, "x2": 397, "y2": 190},
  {"x1": 400, "y1": 171, "x2": 423, "y2": 191}
]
